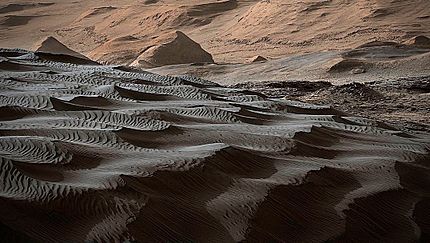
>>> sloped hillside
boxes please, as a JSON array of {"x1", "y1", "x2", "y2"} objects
[{"x1": 0, "y1": 0, "x2": 429, "y2": 63}]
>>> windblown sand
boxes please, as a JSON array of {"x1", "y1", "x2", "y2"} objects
[{"x1": 0, "y1": 49, "x2": 429, "y2": 242}]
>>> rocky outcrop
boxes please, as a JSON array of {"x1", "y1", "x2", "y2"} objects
[{"x1": 131, "y1": 31, "x2": 214, "y2": 67}]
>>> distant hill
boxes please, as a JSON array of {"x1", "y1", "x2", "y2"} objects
[{"x1": 0, "y1": 0, "x2": 429, "y2": 64}]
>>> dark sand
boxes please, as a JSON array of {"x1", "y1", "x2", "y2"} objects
[{"x1": 0, "y1": 48, "x2": 429, "y2": 242}]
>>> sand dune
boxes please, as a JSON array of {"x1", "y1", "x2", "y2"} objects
[
  {"x1": 0, "y1": 49, "x2": 429, "y2": 242},
  {"x1": 0, "y1": 0, "x2": 429, "y2": 63},
  {"x1": 0, "y1": 1, "x2": 429, "y2": 241},
  {"x1": 0, "y1": 3, "x2": 53, "y2": 15},
  {"x1": 0, "y1": 15, "x2": 39, "y2": 27},
  {"x1": 187, "y1": 0, "x2": 238, "y2": 18}
]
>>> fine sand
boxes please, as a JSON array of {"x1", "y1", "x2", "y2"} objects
[
  {"x1": 1, "y1": 1, "x2": 430, "y2": 241},
  {"x1": 1, "y1": 48, "x2": 429, "y2": 242}
]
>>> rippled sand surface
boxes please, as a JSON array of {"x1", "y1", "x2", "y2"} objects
[{"x1": 0, "y1": 49, "x2": 429, "y2": 242}]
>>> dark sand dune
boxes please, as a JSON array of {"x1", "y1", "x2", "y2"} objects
[
  {"x1": 0, "y1": 49, "x2": 429, "y2": 242},
  {"x1": 186, "y1": 0, "x2": 238, "y2": 17},
  {"x1": 0, "y1": 15, "x2": 39, "y2": 27},
  {"x1": 0, "y1": 3, "x2": 53, "y2": 15}
]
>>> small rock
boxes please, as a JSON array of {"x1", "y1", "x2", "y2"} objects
[
  {"x1": 350, "y1": 68, "x2": 366, "y2": 74},
  {"x1": 246, "y1": 55, "x2": 268, "y2": 63}
]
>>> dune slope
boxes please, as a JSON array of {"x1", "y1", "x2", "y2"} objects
[{"x1": 0, "y1": 49, "x2": 429, "y2": 242}]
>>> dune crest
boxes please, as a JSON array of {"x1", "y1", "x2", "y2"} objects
[{"x1": 0, "y1": 49, "x2": 429, "y2": 242}]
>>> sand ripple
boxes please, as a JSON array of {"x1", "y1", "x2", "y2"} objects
[{"x1": 0, "y1": 49, "x2": 429, "y2": 242}]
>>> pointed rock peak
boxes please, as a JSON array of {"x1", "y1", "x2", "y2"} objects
[
  {"x1": 131, "y1": 31, "x2": 214, "y2": 67},
  {"x1": 404, "y1": 35, "x2": 430, "y2": 48},
  {"x1": 162, "y1": 31, "x2": 195, "y2": 43},
  {"x1": 174, "y1": 30, "x2": 187, "y2": 37},
  {"x1": 247, "y1": 55, "x2": 268, "y2": 63},
  {"x1": 34, "y1": 36, "x2": 90, "y2": 60}
]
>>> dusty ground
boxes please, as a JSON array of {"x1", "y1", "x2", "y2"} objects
[
  {"x1": 0, "y1": 0, "x2": 429, "y2": 64},
  {"x1": 233, "y1": 76, "x2": 430, "y2": 131},
  {"x1": 150, "y1": 40, "x2": 430, "y2": 85}
]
